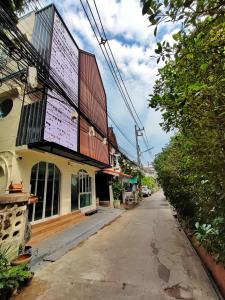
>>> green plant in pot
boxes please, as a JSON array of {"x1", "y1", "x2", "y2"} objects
[
  {"x1": 112, "y1": 179, "x2": 123, "y2": 208},
  {"x1": 0, "y1": 247, "x2": 34, "y2": 299}
]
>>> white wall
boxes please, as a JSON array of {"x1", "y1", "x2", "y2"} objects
[{"x1": 2, "y1": 147, "x2": 98, "y2": 216}]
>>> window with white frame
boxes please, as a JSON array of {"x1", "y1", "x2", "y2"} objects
[
  {"x1": 78, "y1": 169, "x2": 92, "y2": 208},
  {"x1": 29, "y1": 162, "x2": 60, "y2": 222}
]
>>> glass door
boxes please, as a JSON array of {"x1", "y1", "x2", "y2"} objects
[
  {"x1": 71, "y1": 174, "x2": 79, "y2": 211},
  {"x1": 29, "y1": 162, "x2": 60, "y2": 222}
]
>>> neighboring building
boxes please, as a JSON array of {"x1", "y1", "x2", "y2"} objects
[
  {"x1": 95, "y1": 127, "x2": 132, "y2": 207},
  {"x1": 95, "y1": 127, "x2": 118, "y2": 206},
  {"x1": 108, "y1": 127, "x2": 118, "y2": 167},
  {"x1": 143, "y1": 164, "x2": 157, "y2": 178},
  {"x1": 0, "y1": 4, "x2": 111, "y2": 224}
]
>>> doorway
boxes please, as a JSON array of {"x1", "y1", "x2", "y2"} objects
[
  {"x1": 29, "y1": 162, "x2": 60, "y2": 222},
  {"x1": 71, "y1": 174, "x2": 79, "y2": 211},
  {"x1": 71, "y1": 170, "x2": 92, "y2": 211}
]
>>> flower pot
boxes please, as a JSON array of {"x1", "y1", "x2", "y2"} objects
[
  {"x1": 113, "y1": 199, "x2": 121, "y2": 208},
  {"x1": 24, "y1": 272, "x2": 34, "y2": 287},
  {"x1": 28, "y1": 196, "x2": 38, "y2": 204},
  {"x1": 11, "y1": 254, "x2": 32, "y2": 266},
  {"x1": 0, "y1": 289, "x2": 10, "y2": 300}
]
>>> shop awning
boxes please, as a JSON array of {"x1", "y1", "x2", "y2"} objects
[
  {"x1": 129, "y1": 176, "x2": 138, "y2": 184},
  {"x1": 102, "y1": 168, "x2": 132, "y2": 178}
]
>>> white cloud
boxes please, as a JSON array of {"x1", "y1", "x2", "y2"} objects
[{"x1": 90, "y1": 0, "x2": 155, "y2": 44}]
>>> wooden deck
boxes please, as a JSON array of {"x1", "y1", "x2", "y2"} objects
[{"x1": 28, "y1": 211, "x2": 87, "y2": 246}]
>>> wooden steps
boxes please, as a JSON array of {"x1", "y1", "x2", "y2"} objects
[{"x1": 29, "y1": 211, "x2": 87, "y2": 246}]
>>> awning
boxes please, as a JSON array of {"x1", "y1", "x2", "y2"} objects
[
  {"x1": 129, "y1": 176, "x2": 138, "y2": 184},
  {"x1": 102, "y1": 168, "x2": 132, "y2": 178}
]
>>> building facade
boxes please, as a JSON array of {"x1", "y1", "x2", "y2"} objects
[{"x1": 0, "y1": 4, "x2": 111, "y2": 223}]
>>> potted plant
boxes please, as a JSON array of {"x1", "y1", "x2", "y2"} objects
[
  {"x1": 0, "y1": 248, "x2": 34, "y2": 299},
  {"x1": 11, "y1": 253, "x2": 32, "y2": 266},
  {"x1": 112, "y1": 179, "x2": 123, "y2": 208}
]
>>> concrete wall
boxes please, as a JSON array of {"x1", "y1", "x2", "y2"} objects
[
  {"x1": 18, "y1": 12, "x2": 36, "y2": 42},
  {"x1": 0, "y1": 85, "x2": 24, "y2": 193},
  {"x1": 0, "y1": 87, "x2": 23, "y2": 153}
]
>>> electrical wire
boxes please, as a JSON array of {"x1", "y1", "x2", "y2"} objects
[
  {"x1": 10, "y1": 2, "x2": 137, "y2": 150},
  {"x1": 82, "y1": 0, "x2": 152, "y2": 158},
  {"x1": 0, "y1": 2, "x2": 137, "y2": 162}
]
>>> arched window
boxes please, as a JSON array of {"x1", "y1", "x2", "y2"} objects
[
  {"x1": 0, "y1": 98, "x2": 13, "y2": 118},
  {"x1": 78, "y1": 169, "x2": 92, "y2": 208},
  {"x1": 28, "y1": 162, "x2": 60, "y2": 222}
]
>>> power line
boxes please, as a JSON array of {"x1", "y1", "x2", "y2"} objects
[
  {"x1": 80, "y1": 0, "x2": 138, "y2": 124},
  {"x1": 0, "y1": 3, "x2": 138, "y2": 162},
  {"x1": 93, "y1": 0, "x2": 143, "y2": 128},
  {"x1": 93, "y1": 0, "x2": 152, "y2": 158},
  {"x1": 80, "y1": 0, "x2": 152, "y2": 159},
  {"x1": 27, "y1": 1, "x2": 137, "y2": 151}
]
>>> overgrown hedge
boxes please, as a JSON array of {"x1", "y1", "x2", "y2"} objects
[
  {"x1": 154, "y1": 134, "x2": 225, "y2": 264},
  {"x1": 142, "y1": 0, "x2": 225, "y2": 264}
]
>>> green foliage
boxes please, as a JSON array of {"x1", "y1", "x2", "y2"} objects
[
  {"x1": 141, "y1": 0, "x2": 224, "y2": 28},
  {"x1": 0, "y1": 263, "x2": 33, "y2": 291},
  {"x1": 112, "y1": 179, "x2": 123, "y2": 200},
  {"x1": 2, "y1": 0, "x2": 31, "y2": 13},
  {"x1": 194, "y1": 222, "x2": 218, "y2": 245},
  {"x1": 0, "y1": 248, "x2": 10, "y2": 272},
  {"x1": 0, "y1": 248, "x2": 33, "y2": 293},
  {"x1": 194, "y1": 217, "x2": 225, "y2": 263},
  {"x1": 142, "y1": 176, "x2": 157, "y2": 190},
  {"x1": 141, "y1": 0, "x2": 225, "y2": 62},
  {"x1": 118, "y1": 157, "x2": 145, "y2": 185},
  {"x1": 149, "y1": 17, "x2": 225, "y2": 133},
  {"x1": 145, "y1": 0, "x2": 225, "y2": 264},
  {"x1": 154, "y1": 132, "x2": 225, "y2": 263}
]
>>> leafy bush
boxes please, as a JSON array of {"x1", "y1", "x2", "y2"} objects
[
  {"x1": 112, "y1": 179, "x2": 123, "y2": 200},
  {"x1": 154, "y1": 134, "x2": 225, "y2": 264},
  {"x1": 142, "y1": 176, "x2": 157, "y2": 190},
  {"x1": 146, "y1": 0, "x2": 225, "y2": 264},
  {"x1": 0, "y1": 248, "x2": 33, "y2": 295},
  {"x1": 0, "y1": 263, "x2": 33, "y2": 291}
]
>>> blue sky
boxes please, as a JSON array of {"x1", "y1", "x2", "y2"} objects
[{"x1": 44, "y1": 0, "x2": 177, "y2": 164}]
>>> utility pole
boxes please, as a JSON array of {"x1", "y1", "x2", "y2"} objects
[{"x1": 135, "y1": 125, "x2": 143, "y2": 167}]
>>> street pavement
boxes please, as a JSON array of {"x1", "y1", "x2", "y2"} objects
[
  {"x1": 16, "y1": 191, "x2": 218, "y2": 300},
  {"x1": 30, "y1": 207, "x2": 123, "y2": 272}
]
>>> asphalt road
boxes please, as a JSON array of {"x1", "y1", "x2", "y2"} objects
[{"x1": 16, "y1": 191, "x2": 218, "y2": 300}]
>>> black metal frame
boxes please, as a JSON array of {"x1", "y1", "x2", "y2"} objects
[{"x1": 28, "y1": 141, "x2": 109, "y2": 168}]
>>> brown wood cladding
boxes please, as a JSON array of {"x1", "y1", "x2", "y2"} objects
[
  {"x1": 79, "y1": 51, "x2": 108, "y2": 136},
  {"x1": 79, "y1": 51, "x2": 109, "y2": 164},
  {"x1": 80, "y1": 117, "x2": 109, "y2": 165}
]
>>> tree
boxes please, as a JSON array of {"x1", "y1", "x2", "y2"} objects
[
  {"x1": 1, "y1": 0, "x2": 31, "y2": 14},
  {"x1": 142, "y1": 176, "x2": 157, "y2": 190},
  {"x1": 141, "y1": 0, "x2": 225, "y2": 62},
  {"x1": 141, "y1": 0, "x2": 225, "y2": 263}
]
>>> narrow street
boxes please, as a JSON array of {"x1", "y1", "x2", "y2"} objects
[{"x1": 16, "y1": 191, "x2": 218, "y2": 300}]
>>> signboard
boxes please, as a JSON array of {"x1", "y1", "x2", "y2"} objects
[
  {"x1": 44, "y1": 10, "x2": 79, "y2": 151},
  {"x1": 44, "y1": 91, "x2": 78, "y2": 151}
]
